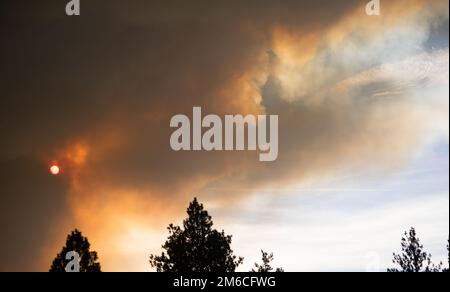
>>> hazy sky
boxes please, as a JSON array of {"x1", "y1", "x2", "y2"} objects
[{"x1": 1, "y1": 0, "x2": 448, "y2": 271}]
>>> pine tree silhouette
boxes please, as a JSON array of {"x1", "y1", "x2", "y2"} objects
[
  {"x1": 150, "y1": 198, "x2": 243, "y2": 272},
  {"x1": 444, "y1": 240, "x2": 449, "y2": 273},
  {"x1": 50, "y1": 229, "x2": 101, "y2": 272},
  {"x1": 251, "y1": 250, "x2": 284, "y2": 272},
  {"x1": 388, "y1": 227, "x2": 441, "y2": 272}
]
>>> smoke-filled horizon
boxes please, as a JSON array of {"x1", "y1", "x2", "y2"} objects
[{"x1": 1, "y1": 0, "x2": 448, "y2": 271}]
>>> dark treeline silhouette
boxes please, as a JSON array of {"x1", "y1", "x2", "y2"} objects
[
  {"x1": 49, "y1": 200, "x2": 449, "y2": 272},
  {"x1": 50, "y1": 229, "x2": 101, "y2": 272},
  {"x1": 388, "y1": 227, "x2": 448, "y2": 273},
  {"x1": 149, "y1": 198, "x2": 284, "y2": 272}
]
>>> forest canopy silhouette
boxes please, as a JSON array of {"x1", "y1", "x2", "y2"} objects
[{"x1": 49, "y1": 199, "x2": 449, "y2": 273}]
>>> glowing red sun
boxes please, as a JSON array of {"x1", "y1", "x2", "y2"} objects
[{"x1": 50, "y1": 164, "x2": 60, "y2": 176}]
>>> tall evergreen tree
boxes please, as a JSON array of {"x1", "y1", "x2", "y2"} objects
[
  {"x1": 50, "y1": 229, "x2": 101, "y2": 272},
  {"x1": 150, "y1": 198, "x2": 243, "y2": 272},
  {"x1": 388, "y1": 227, "x2": 441, "y2": 272}
]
